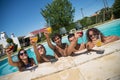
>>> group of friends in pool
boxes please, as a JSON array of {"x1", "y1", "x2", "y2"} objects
[{"x1": 6, "y1": 28, "x2": 119, "y2": 71}]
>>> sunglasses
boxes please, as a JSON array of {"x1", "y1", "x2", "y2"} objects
[
  {"x1": 54, "y1": 37, "x2": 60, "y2": 42},
  {"x1": 89, "y1": 34, "x2": 97, "y2": 38},
  {"x1": 37, "y1": 46, "x2": 43, "y2": 50},
  {"x1": 19, "y1": 51, "x2": 26, "y2": 56}
]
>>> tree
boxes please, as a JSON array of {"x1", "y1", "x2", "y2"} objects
[
  {"x1": 6, "y1": 38, "x2": 18, "y2": 52},
  {"x1": 6, "y1": 38, "x2": 13, "y2": 43},
  {"x1": 112, "y1": 0, "x2": 120, "y2": 18},
  {"x1": 41, "y1": 0, "x2": 75, "y2": 32}
]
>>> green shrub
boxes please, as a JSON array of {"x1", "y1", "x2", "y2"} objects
[{"x1": 6, "y1": 38, "x2": 13, "y2": 43}]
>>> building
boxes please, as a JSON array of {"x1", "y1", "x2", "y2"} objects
[{"x1": 0, "y1": 32, "x2": 21, "y2": 54}]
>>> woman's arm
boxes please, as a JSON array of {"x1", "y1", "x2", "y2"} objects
[
  {"x1": 30, "y1": 38, "x2": 41, "y2": 63},
  {"x1": 104, "y1": 36, "x2": 120, "y2": 44},
  {"x1": 6, "y1": 49, "x2": 19, "y2": 66}
]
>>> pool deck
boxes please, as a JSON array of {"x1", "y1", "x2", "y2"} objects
[{"x1": 0, "y1": 40, "x2": 120, "y2": 80}]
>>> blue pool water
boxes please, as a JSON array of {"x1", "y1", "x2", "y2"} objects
[{"x1": 0, "y1": 19, "x2": 120, "y2": 76}]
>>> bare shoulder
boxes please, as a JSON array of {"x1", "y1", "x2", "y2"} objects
[
  {"x1": 86, "y1": 41, "x2": 92, "y2": 45},
  {"x1": 86, "y1": 41, "x2": 95, "y2": 49}
]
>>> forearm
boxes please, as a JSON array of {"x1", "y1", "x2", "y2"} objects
[
  {"x1": 8, "y1": 56, "x2": 18, "y2": 66},
  {"x1": 42, "y1": 56, "x2": 50, "y2": 62},
  {"x1": 46, "y1": 37, "x2": 55, "y2": 50},
  {"x1": 105, "y1": 36, "x2": 119, "y2": 44},
  {"x1": 67, "y1": 38, "x2": 78, "y2": 55},
  {"x1": 54, "y1": 53, "x2": 59, "y2": 59},
  {"x1": 33, "y1": 45, "x2": 41, "y2": 62}
]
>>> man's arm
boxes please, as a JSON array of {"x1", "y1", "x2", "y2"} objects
[{"x1": 44, "y1": 32, "x2": 56, "y2": 50}]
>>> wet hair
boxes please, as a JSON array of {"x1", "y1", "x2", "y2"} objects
[
  {"x1": 37, "y1": 44, "x2": 46, "y2": 55},
  {"x1": 86, "y1": 28, "x2": 105, "y2": 42},
  {"x1": 51, "y1": 33, "x2": 62, "y2": 42},
  {"x1": 18, "y1": 49, "x2": 33, "y2": 69},
  {"x1": 68, "y1": 33, "x2": 75, "y2": 40}
]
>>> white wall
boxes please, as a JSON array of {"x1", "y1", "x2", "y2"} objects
[
  {"x1": 12, "y1": 37, "x2": 21, "y2": 49},
  {"x1": 0, "y1": 39, "x2": 8, "y2": 48}
]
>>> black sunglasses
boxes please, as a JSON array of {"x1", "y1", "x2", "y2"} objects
[
  {"x1": 19, "y1": 51, "x2": 26, "y2": 56},
  {"x1": 89, "y1": 34, "x2": 97, "y2": 38}
]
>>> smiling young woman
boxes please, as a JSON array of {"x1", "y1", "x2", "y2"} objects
[{"x1": 86, "y1": 28, "x2": 119, "y2": 49}]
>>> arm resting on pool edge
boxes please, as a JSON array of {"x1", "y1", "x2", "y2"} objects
[{"x1": 104, "y1": 36, "x2": 120, "y2": 44}]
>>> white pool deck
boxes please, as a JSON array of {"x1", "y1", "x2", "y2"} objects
[{"x1": 0, "y1": 40, "x2": 120, "y2": 80}]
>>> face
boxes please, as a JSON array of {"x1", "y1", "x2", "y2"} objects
[
  {"x1": 37, "y1": 45, "x2": 45, "y2": 55},
  {"x1": 89, "y1": 31, "x2": 98, "y2": 41},
  {"x1": 68, "y1": 36, "x2": 75, "y2": 42},
  {"x1": 54, "y1": 36, "x2": 61, "y2": 45},
  {"x1": 19, "y1": 50, "x2": 28, "y2": 60}
]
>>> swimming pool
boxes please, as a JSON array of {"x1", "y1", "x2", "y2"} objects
[{"x1": 0, "y1": 19, "x2": 120, "y2": 76}]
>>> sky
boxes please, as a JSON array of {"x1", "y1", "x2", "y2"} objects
[{"x1": 0, "y1": 0, "x2": 115, "y2": 37}]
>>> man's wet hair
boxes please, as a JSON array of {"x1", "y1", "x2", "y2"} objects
[
  {"x1": 51, "y1": 33, "x2": 62, "y2": 42},
  {"x1": 68, "y1": 33, "x2": 75, "y2": 39}
]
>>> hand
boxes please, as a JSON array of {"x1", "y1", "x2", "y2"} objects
[
  {"x1": 30, "y1": 37, "x2": 36, "y2": 45},
  {"x1": 75, "y1": 32, "x2": 80, "y2": 39},
  {"x1": 6, "y1": 48, "x2": 13, "y2": 56},
  {"x1": 44, "y1": 32, "x2": 50, "y2": 38}
]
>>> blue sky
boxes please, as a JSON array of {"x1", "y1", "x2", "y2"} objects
[{"x1": 0, "y1": 0, "x2": 114, "y2": 37}]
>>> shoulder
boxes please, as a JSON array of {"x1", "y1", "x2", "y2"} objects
[
  {"x1": 29, "y1": 58, "x2": 35, "y2": 63},
  {"x1": 86, "y1": 41, "x2": 94, "y2": 48},
  {"x1": 86, "y1": 41, "x2": 92, "y2": 45}
]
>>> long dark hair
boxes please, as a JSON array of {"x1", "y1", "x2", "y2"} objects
[
  {"x1": 86, "y1": 28, "x2": 105, "y2": 42},
  {"x1": 18, "y1": 49, "x2": 32, "y2": 68}
]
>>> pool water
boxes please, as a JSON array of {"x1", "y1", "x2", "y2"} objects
[{"x1": 0, "y1": 19, "x2": 120, "y2": 76}]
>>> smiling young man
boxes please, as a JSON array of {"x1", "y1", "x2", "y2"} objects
[
  {"x1": 44, "y1": 32, "x2": 68, "y2": 58},
  {"x1": 66, "y1": 33, "x2": 85, "y2": 56}
]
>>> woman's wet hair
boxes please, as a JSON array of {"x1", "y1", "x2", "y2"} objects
[
  {"x1": 86, "y1": 28, "x2": 105, "y2": 42},
  {"x1": 68, "y1": 33, "x2": 75, "y2": 40},
  {"x1": 51, "y1": 33, "x2": 62, "y2": 42},
  {"x1": 17, "y1": 49, "x2": 33, "y2": 69},
  {"x1": 37, "y1": 44, "x2": 46, "y2": 55}
]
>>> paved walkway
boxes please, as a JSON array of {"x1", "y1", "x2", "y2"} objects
[{"x1": 0, "y1": 40, "x2": 120, "y2": 80}]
